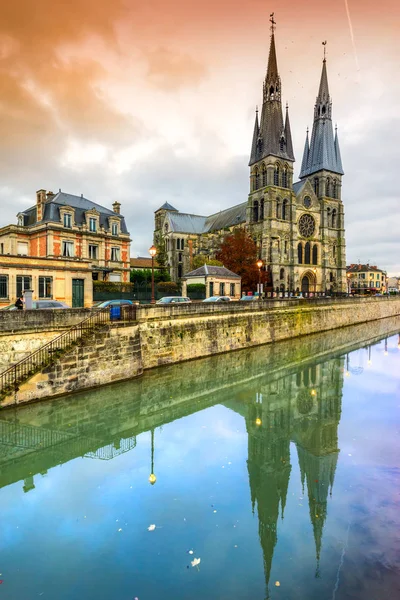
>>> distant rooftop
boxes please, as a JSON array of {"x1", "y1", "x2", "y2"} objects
[{"x1": 183, "y1": 264, "x2": 241, "y2": 279}]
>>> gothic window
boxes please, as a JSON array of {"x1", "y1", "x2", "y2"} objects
[
  {"x1": 259, "y1": 199, "x2": 264, "y2": 220},
  {"x1": 164, "y1": 223, "x2": 169, "y2": 233},
  {"x1": 276, "y1": 199, "x2": 281, "y2": 219},
  {"x1": 332, "y1": 180, "x2": 337, "y2": 199},
  {"x1": 178, "y1": 264, "x2": 183, "y2": 278},
  {"x1": 282, "y1": 168, "x2": 288, "y2": 188},
  {"x1": 313, "y1": 177, "x2": 319, "y2": 196},
  {"x1": 181, "y1": 238, "x2": 184, "y2": 249},
  {"x1": 303, "y1": 196, "x2": 311, "y2": 209},
  {"x1": 333, "y1": 245, "x2": 336, "y2": 260},
  {"x1": 269, "y1": 86, "x2": 274, "y2": 100},
  {"x1": 282, "y1": 199, "x2": 289, "y2": 221},
  {"x1": 298, "y1": 243, "x2": 303, "y2": 264},
  {"x1": 280, "y1": 137, "x2": 285, "y2": 152},
  {"x1": 274, "y1": 165, "x2": 280, "y2": 186},
  {"x1": 326, "y1": 178, "x2": 331, "y2": 197},
  {"x1": 330, "y1": 272, "x2": 334, "y2": 282},
  {"x1": 304, "y1": 241, "x2": 311, "y2": 264},
  {"x1": 262, "y1": 164, "x2": 267, "y2": 187},
  {"x1": 331, "y1": 209, "x2": 337, "y2": 228},
  {"x1": 253, "y1": 200, "x2": 259, "y2": 222},
  {"x1": 312, "y1": 244, "x2": 318, "y2": 265},
  {"x1": 280, "y1": 268, "x2": 285, "y2": 280},
  {"x1": 254, "y1": 168, "x2": 260, "y2": 190},
  {"x1": 284, "y1": 240, "x2": 288, "y2": 255}
]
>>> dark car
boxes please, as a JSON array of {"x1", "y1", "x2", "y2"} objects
[
  {"x1": 156, "y1": 297, "x2": 191, "y2": 304},
  {"x1": 203, "y1": 296, "x2": 232, "y2": 303}
]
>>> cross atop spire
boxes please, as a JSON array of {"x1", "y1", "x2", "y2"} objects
[
  {"x1": 322, "y1": 40, "x2": 327, "y2": 61},
  {"x1": 270, "y1": 12, "x2": 276, "y2": 35}
]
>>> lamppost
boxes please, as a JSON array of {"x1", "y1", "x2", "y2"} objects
[
  {"x1": 312, "y1": 268, "x2": 317, "y2": 296},
  {"x1": 149, "y1": 244, "x2": 157, "y2": 304},
  {"x1": 256, "y1": 258, "x2": 263, "y2": 297},
  {"x1": 346, "y1": 272, "x2": 352, "y2": 296},
  {"x1": 149, "y1": 428, "x2": 156, "y2": 485}
]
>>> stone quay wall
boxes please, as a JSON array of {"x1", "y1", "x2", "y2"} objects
[{"x1": 1, "y1": 297, "x2": 400, "y2": 406}]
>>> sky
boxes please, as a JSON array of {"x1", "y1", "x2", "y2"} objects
[{"x1": 0, "y1": 0, "x2": 399, "y2": 274}]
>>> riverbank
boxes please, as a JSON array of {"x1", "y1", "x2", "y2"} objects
[{"x1": 1, "y1": 296, "x2": 400, "y2": 406}]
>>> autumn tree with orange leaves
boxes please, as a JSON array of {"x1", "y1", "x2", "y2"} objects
[{"x1": 216, "y1": 229, "x2": 268, "y2": 292}]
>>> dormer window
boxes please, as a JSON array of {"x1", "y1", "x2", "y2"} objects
[
  {"x1": 64, "y1": 213, "x2": 72, "y2": 228},
  {"x1": 112, "y1": 223, "x2": 118, "y2": 236},
  {"x1": 18, "y1": 215, "x2": 24, "y2": 227},
  {"x1": 89, "y1": 217, "x2": 97, "y2": 232}
]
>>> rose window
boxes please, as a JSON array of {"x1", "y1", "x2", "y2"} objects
[{"x1": 298, "y1": 214, "x2": 315, "y2": 237}]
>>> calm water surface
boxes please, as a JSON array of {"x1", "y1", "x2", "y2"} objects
[{"x1": 0, "y1": 319, "x2": 399, "y2": 600}]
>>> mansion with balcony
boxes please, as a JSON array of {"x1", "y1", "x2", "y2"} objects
[{"x1": 0, "y1": 189, "x2": 131, "y2": 307}]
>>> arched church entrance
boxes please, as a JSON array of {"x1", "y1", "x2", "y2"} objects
[
  {"x1": 301, "y1": 275, "x2": 310, "y2": 293},
  {"x1": 301, "y1": 271, "x2": 316, "y2": 294}
]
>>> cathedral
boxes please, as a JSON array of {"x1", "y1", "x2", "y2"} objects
[{"x1": 154, "y1": 22, "x2": 346, "y2": 294}]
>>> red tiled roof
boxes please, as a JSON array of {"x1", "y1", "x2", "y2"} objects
[{"x1": 130, "y1": 257, "x2": 160, "y2": 269}]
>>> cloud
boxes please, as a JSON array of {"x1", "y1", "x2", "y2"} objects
[{"x1": 145, "y1": 47, "x2": 207, "y2": 90}]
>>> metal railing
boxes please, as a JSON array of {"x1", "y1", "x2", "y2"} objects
[{"x1": 0, "y1": 307, "x2": 117, "y2": 398}]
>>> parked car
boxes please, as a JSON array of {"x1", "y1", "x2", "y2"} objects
[
  {"x1": 0, "y1": 300, "x2": 70, "y2": 310},
  {"x1": 93, "y1": 299, "x2": 135, "y2": 308},
  {"x1": 203, "y1": 296, "x2": 232, "y2": 303},
  {"x1": 156, "y1": 296, "x2": 191, "y2": 304},
  {"x1": 239, "y1": 295, "x2": 259, "y2": 302}
]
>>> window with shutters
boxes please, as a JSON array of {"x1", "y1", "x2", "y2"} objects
[{"x1": 62, "y1": 241, "x2": 74, "y2": 257}]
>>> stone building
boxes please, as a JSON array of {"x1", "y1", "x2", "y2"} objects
[
  {"x1": 0, "y1": 189, "x2": 131, "y2": 307},
  {"x1": 154, "y1": 26, "x2": 346, "y2": 294},
  {"x1": 181, "y1": 264, "x2": 241, "y2": 299}
]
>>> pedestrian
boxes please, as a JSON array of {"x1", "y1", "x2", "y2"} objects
[{"x1": 15, "y1": 296, "x2": 24, "y2": 310}]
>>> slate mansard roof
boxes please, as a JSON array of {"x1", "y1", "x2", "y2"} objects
[
  {"x1": 183, "y1": 264, "x2": 241, "y2": 279},
  {"x1": 161, "y1": 202, "x2": 247, "y2": 234},
  {"x1": 20, "y1": 191, "x2": 129, "y2": 234}
]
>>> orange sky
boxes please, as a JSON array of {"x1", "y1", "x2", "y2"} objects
[{"x1": 1, "y1": 0, "x2": 399, "y2": 272}]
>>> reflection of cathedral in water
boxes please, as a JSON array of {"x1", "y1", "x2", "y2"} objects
[{"x1": 246, "y1": 356, "x2": 343, "y2": 597}]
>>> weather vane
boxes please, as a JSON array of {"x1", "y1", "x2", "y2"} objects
[
  {"x1": 322, "y1": 40, "x2": 327, "y2": 60},
  {"x1": 270, "y1": 12, "x2": 276, "y2": 35}
]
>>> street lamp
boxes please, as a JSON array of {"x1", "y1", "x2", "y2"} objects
[
  {"x1": 149, "y1": 244, "x2": 157, "y2": 304},
  {"x1": 149, "y1": 428, "x2": 156, "y2": 485},
  {"x1": 256, "y1": 259, "x2": 263, "y2": 297},
  {"x1": 346, "y1": 272, "x2": 352, "y2": 295}
]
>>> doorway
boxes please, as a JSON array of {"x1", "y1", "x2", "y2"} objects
[
  {"x1": 72, "y1": 279, "x2": 84, "y2": 307},
  {"x1": 301, "y1": 275, "x2": 310, "y2": 294}
]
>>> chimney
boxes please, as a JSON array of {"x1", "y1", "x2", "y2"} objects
[
  {"x1": 46, "y1": 191, "x2": 54, "y2": 200},
  {"x1": 36, "y1": 189, "x2": 46, "y2": 221},
  {"x1": 112, "y1": 201, "x2": 121, "y2": 215}
]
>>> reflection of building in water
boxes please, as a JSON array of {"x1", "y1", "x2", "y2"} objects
[{"x1": 246, "y1": 356, "x2": 343, "y2": 597}]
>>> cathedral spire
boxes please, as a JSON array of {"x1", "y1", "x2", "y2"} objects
[
  {"x1": 299, "y1": 51, "x2": 344, "y2": 178},
  {"x1": 249, "y1": 19, "x2": 295, "y2": 165},
  {"x1": 300, "y1": 128, "x2": 310, "y2": 175},
  {"x1": 284, "y1": 104, "x2": 295, "y2": 161},
  {"x1": 249, "y1": 107, "x2": 260, "y2": 166}
]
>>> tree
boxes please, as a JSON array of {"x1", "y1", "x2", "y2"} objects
[
  {"x1": 191, "y1": 254, "x2": 223, "y2": 270},
  {"x1": 216, "y1": 229, "x2": 267, "y2": 291}
]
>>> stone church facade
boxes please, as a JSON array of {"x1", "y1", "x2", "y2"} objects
[{"x1": 154, "y1": 27, "x2": 346, "y2": 294}]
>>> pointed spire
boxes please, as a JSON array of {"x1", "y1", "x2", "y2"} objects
[
  {"x1": 300, "y1": 128, "x2": 310, "y2": 176},
  {"x1": 284, "y1": 104, "x2": 295, "y2": 161},
  {"x1": 299, "y1": 56, "x2": 344, "y2": 178},
  {"x1": 266, "y1": 32, "x2": 279, "y2": 84},
  {"x1": 334, "y1": 126, "x2": 344, "y2": 174},
  {"x1": 318, "y1": 55, "x2": 330, "y2": 103},
  {"x1": 249, "y1": 107, "x2": 260, "y2": 166}
]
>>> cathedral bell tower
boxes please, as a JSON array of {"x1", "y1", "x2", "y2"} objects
[
  {"x1": 299, "y1": 44, "x2": 346, "y2": 293},
  {"x1": 247, "y1": 14, "x2": 296, "y2": 294}
]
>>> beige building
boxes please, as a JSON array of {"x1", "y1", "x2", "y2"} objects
[
  {"x1": 346, "y1": 264, "x2": 386, "y2": 294},
  {"x1": 181, "y1": 265, "x2": 241, "y2": 299},
  {"x1": 387, "y1": 276, "x2": 399, "y2": 293},
  {"x1": 0, "y1": 188, "x2": 131, "y2": 307},
  {"x1": 0, "y1": 254, "x2": 93, "y2": 308}
]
